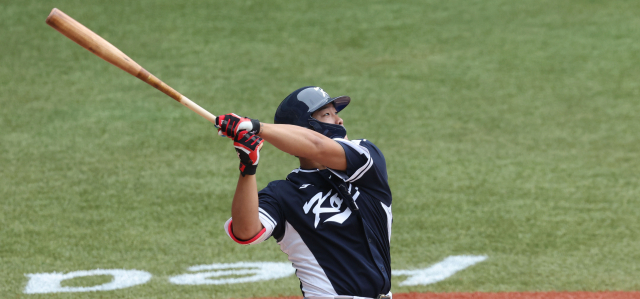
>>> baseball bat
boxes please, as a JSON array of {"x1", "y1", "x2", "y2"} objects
[{"x1": 45, "y1": 8, "x2": 217, "y2": 124}]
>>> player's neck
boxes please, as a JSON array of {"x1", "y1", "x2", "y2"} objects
[{"x1": 298, "y1": 157, "x2": 326, "y2": 170}]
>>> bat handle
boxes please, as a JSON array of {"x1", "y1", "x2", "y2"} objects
[
  {"x1": 138, "y1": 70, "x2": 216, "y2": 124},
  {"x1": 179, "y1": 96, "x2": 217, "y2": 124}
]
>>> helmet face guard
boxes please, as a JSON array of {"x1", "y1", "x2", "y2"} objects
[
  {"x1": 308, "y1": 119, "x2": 347, "y2": 139},
  {"x1": 274, "y1": 86, "x2": 350, "y2": 139}
]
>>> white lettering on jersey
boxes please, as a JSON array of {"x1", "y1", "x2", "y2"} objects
[
  {"x1": 302, "y1": 187, "x2": 359, "y2": 228},
  {"x1": 326, "y1": 186, "x2": 360, "y2": 225}
]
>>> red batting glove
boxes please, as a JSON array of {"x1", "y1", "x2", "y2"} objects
[
  {"x1": 233, "y1": 131, "x2": 264, "y2": 176},
  {"x1": 215, "y1": 113, "x2": 261, "y2": 139}
]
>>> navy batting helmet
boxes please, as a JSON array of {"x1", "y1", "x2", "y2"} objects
[{"x1": 274, "y1": 86, "x2": 351, "y2": 139}]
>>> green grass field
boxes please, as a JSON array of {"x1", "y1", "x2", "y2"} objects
[{"x1": 2, "y1": 0, "x2": 640, "y2": 298}]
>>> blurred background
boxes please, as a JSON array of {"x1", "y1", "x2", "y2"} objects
[{"x1": 1, "y1": 0, "x2": 639, "y2": 298}]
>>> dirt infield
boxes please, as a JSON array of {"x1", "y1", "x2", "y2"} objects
[{"x1": 258, "y1": 292, "x2": 640, "y2": 299}]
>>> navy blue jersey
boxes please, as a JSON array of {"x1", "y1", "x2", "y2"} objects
[{"x1": 224, "y1": 138, "x2": 392, "y2": 298}]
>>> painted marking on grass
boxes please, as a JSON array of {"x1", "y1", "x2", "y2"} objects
[
  {"x1": 169, "y1": 262, "x2": 296, "y2": 285},
  {"x1": 23, "y1": 269, "x2": 152, "y2": 294},
  {"x1": 392, "y1": 255, "x2": 487, "y2": 286},
  {"x1": 22, "y1": 256, "x2": 487, "y2": 293}
]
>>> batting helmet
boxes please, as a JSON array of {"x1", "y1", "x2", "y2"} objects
[{"x1": 274, "y1": 86, "x2": 351, "y2": 139}]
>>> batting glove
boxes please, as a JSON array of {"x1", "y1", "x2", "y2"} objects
[
  {"x1": 234, "y1": 130, "x2": 264, "y2": 176},
  {"x1": 215, "y1": 113, "x2": 261, "y2": 139}
]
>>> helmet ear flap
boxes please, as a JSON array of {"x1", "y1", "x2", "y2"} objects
[{"x1": 309, "y1": 120, "x2": 328, "y2": 136}]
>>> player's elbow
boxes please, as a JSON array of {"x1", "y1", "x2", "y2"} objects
[
  {"x1": 301, "y1": 136, "x2": 347, "y2": 170},
  {"x1": 232, "y1": 224, "x2": 261, "y2": 241}
]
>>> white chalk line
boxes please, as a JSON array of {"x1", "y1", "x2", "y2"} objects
[{"x1": 23, "y1": 255, "x2": 487, "y2": 293}]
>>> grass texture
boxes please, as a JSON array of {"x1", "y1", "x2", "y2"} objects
[{"x1": 1, "y1": 0, "x2": 639, "y2": 298}]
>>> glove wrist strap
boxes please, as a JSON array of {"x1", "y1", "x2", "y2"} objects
[
  {"x1": 251, "y1": 119, "x2": 261, "y2": 134},
  {"x1": 239, "y1": 163, "x2": 257, "y2": 177}
]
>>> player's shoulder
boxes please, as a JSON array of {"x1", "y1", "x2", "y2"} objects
[
  {"x1": 335, "y1": 138, "x2": 384, "y2": 157},
  {"x1": 334, "y1": 138, "x2": 376, "y2": 148},
  {"x1": 353, "y1": 138, "x2": 380, "y2": 150}
]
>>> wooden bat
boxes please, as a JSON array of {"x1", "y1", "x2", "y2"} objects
[{"x1": 45, "y1": 8, "x2": 217, "y2": 124}]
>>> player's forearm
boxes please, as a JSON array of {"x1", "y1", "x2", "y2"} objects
[
  {"x1": 258, "y1": 123, "x2": 347, "y2": 170},
  {"x1": 258, "y1": 123, "x2": 323, "y2": 156},
  {"x1": 231, "y1": 174, "x2": 263, "y2": 240}
]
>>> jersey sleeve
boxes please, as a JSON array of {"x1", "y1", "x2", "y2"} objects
[
  {"x1": 331, "y1": 138, "x2": 391, "y2": 205},
  {"x1": 332, "y1": 138, "x2": 374, "y2": 183},
  {"x1": 223, "y1": 181, "x2": 285, "y2": 245}
]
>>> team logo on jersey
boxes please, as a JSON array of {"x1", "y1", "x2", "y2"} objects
[{"x1": 302, "y1": 187, "x2": 359, "y2": 228}]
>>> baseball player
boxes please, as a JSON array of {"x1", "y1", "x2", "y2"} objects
[{"x1": 215, "y1": 86, "x2": 392, "y2": 299}]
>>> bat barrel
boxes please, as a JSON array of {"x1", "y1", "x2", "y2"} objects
[
  {"x1": 45, "y1": 8, "x2": 218, "y2": 124},
  {"x1": 46, "y1": 8, "x2": 143, "y2": 77},
  {"x1": 45, "y1": 8, "x2": 183, "y2": 102}
]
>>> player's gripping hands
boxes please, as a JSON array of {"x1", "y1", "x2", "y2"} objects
[
  {"x1": 233, "y1": 131, "x2": 264, "y2": 176},
  {"x1": 215, "y1": 113, "x2": 260, "y2": 139}
]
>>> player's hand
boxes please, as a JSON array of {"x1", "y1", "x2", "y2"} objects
[
  {"x1": 215, "y1": 113, "x2": 261, "y2": 139},
  {"x1": 234, "y1": 130, "x2": 264, "y2": 176}
]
